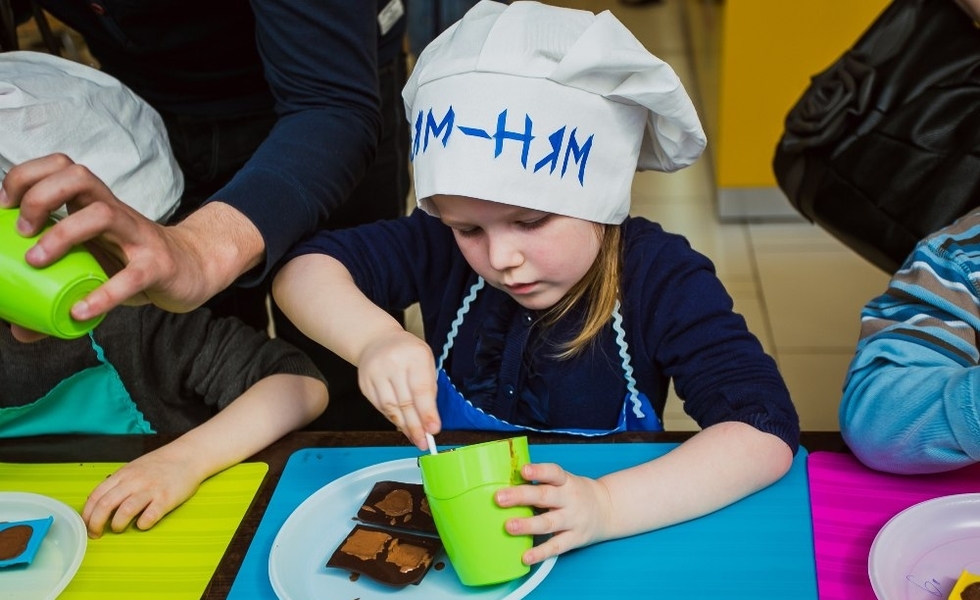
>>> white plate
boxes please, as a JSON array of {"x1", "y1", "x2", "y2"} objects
[
  {"x1": 869, "y1": 493, "x2": 980, "y2": 600},
  {"x1": 269, "y1": 458, "x2": 556, "y2": 600},
  {"x1": 0, "y1": 492, "x2": 87, "y2": 600}
]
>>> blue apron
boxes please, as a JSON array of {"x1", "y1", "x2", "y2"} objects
[
  {"x1": 0, "y1": 333, "x2": 154, "y2": 437},
  {"x1": 434, "y1": 278, "x2": 662, "y2": 436}
]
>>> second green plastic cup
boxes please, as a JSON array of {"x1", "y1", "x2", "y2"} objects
[
  {"x1": 418, "y1": 436, "x2": 533, "y2": 586},
  {"x1": 0, "y1": 208, "x2": 107, "y2": 339}
]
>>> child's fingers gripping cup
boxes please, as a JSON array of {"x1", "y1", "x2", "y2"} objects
[{"x1": 418, "y1": 436, "x2": 533, "y2": 586}]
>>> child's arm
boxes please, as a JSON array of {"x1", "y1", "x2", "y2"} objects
[
  {"x1": 273, "y1": 253, "x2": 440, "y2": 449},
  {"x1": 495, "y1": 421, "x2": 793, "y2": 565},
  {"x1": 81, "y1": 373, "x2": 327, "y2": 537}
]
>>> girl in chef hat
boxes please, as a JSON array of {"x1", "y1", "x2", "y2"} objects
[{"x1": 274, "y1": 0, "x2": 799, "y2": 564}]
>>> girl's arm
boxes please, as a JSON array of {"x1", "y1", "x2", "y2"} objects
[
  {"x1": 497, "y1": 421, "x2": 793, "y2": 564},
  {"x1": 595, "y1": 421, "x2": 792, "y2": 535},
  {"x1": 273, "y1": 253, "x2": 441, "y2": 448},
  {"x1": 82, "y1": 373, "x2": 327, "y2": 537}
]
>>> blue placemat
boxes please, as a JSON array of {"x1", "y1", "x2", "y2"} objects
[{"x1": 228, "y1": 444, "x2": 817, "y2": 599}]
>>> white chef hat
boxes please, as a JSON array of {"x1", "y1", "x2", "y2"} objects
[
  {"x1": 403, "y1": 0, "x2": 706, "y2": 225},
  {"x1": 0, "y1": 51, "x2": 182, "y2": 222}
]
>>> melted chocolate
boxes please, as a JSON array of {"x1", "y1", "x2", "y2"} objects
[
  {"x1": 356, "y1": 481, "x2": 436, "y2": 534},
  {"x1": 326, "y1": 524, "x2": 442, "y2": 587},
  {"x1": 962, "y1": 582, "x2": 980, "y2": 600},
  {"x1": 0, "y1": 524, "x2": 32, "y2": 561}
]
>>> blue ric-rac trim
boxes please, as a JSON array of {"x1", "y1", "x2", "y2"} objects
[
  {"x1": 437, "y1": 277, "x2": 485, "y2": 370},
  {"x1": 611, "y1": 300, "x2": 644, "y2": 419}
]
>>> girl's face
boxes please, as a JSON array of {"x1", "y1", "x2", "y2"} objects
[{"x1": 430, "y1": 194, "x2": 602, "y2": 310}]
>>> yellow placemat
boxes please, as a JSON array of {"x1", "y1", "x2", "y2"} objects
[{"x1": 0, "y1": 461, "x2": 268, "y2": 599}]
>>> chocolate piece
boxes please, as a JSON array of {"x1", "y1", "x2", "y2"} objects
[
  {"x1": 356, "y1": 480, "x2": 436, "y2": 534},
  {"x1": 338, "y1": 527, "x2": 391, "y2": 561},
  {"x1": 962, "y1": 582, "x2": 980, "y2": 600},
  {"x1": 0, "y1": 524, "x2": 32, "y2": 561},
  {"x1": 326, "y1": 524, "x2": 442, "y2": 587}
]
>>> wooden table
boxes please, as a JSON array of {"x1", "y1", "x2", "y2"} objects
[{"x1": 0, "y1": 430, "x2": 848, "y2": 599}]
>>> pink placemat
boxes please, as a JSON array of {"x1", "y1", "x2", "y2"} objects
[{"x1": 807, "y1": 451, "x2": 980, "y2": 600}]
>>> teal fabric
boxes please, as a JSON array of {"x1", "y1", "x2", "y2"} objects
[{"x1": 0, "y1": 333, "x2": 154, "y2": 436}]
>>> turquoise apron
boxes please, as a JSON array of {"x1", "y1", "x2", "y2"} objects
[
  {"x1": 434, "y1": 278, "x2": 662, "y2": 436},
  {"x1": 0, "y1": 332, "x2": 154, "y2": 437}
]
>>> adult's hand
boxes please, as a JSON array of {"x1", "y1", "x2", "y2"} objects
[{"x1": 0, "y1": 154, "x2": 265, "y2": 320}]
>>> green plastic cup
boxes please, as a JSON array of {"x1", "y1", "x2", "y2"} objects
[
  {"x1": 418, "y1": 436, "x2": 533, "y2": 586},
  {"x1": 0, "y1": 208, "x2": 107, "y2": 339}
]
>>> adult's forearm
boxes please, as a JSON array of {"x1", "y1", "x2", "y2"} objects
[{"x1": 172, "y1": 202, "x2": 265, "y2": 299}]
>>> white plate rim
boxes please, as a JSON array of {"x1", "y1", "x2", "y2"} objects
[
  {"x1": 869, "y1": 492, "x2": 980, "y2": 600},
  {"x1": 268, "y1": 457, "x2": 556, "y2": 600},
  {"x1": 0, "y1": 491, "x2": 87, "y2": 600}
]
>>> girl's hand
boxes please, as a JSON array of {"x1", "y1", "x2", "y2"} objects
[
  {"x1": 357, "y1": 330, "x2": 440, "y2": 450},
  {"x1": 494, "y1": 462, "x2": 613, "y2": 565},
  {"x1": 82, "y1": 451, "x2": 202, "y2": 538}
]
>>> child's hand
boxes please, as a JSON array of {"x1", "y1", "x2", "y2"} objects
[
  {"x1": 357, "y1": 329, "x2": 441, "y2": 450},
  {"x1": 82, "y1": 451, "x2": 201, "y2": 538},
  {"x1": 494, "y1": 462, "x2": 612, "y2": 565},
  {"x1": 8, "y1": 323, "x2": 49, "y2": 343}
]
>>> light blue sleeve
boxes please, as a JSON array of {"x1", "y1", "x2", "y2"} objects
[
  {"x1": 841, "y1": 321, "x2": 980, "y2": 474},
  {"x1": 841, "y1": 213, "x2": 980, "y2": 474}
]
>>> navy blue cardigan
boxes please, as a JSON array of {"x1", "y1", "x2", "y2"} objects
[{"x1": 287, "y1": 210, "x2": 800, "y2": 453}]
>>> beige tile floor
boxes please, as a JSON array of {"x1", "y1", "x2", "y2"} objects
[{"x1": 532, "y1": 0, "x2": 892, "y2": 431}]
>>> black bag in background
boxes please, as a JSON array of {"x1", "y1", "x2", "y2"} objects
[{"x1": 773, "y1": 0, "x2": 980, "y2": 274}]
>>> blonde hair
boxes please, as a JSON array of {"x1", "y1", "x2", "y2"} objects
[{"x1": 540, "y1": 224, "x2": 622, "y2": 359}]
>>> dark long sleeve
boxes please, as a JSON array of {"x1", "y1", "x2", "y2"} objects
[{"x1": 32, "y1": 0, "x2": 383, "y2": 282}]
